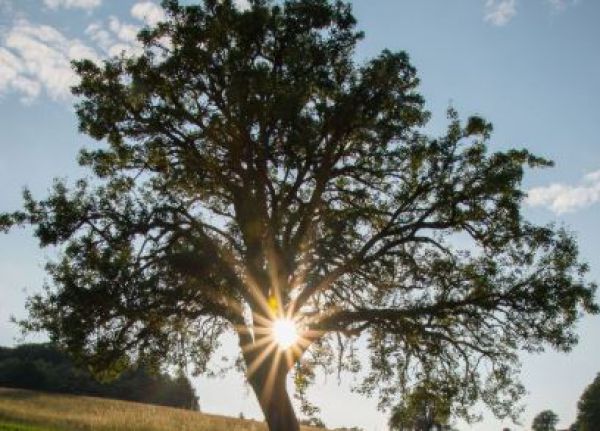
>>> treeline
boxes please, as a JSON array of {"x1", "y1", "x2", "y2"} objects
[
  {"x1": 0, "y1": 343, "x2": 199, "y2": 410},
  {"x1": 529, "y1": 372, "x2": 600, "y2": 431}
]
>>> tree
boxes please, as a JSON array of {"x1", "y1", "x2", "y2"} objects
[
  {"x1": 532, "y1": 410, "x2": 559, "y2": 431},
  {"x1": 573, "y1": 373, "x2": 600, "y2": 431},
  {"x1": 300, "y1": 417, "x2": 326, "y2": 428},
  {"x1": 0, "y1": 343, "x2": 199, "y2": 410},
  {"x1": 388, "y1": 385, "x2": 452, "y2": 431},
  {"x1": 1, "y1": 1, "x2": 597, "y2": 430}
]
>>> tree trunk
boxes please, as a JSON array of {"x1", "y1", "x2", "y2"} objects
[
  {"x1": 259, "y1": 372, "x2": 299, "y2": 431},
  {"x1": 246, "y1": 346, "x2": 300, "y2": 431}
]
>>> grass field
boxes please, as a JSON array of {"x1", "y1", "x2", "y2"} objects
[{"x1": 0, "y1": 388, "x2": 323, "y2": 431}]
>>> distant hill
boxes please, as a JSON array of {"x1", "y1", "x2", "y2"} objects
[
  {"x1": 0, "y1": 344, "x2": 198, "y2": 410},
  {"x1": 0, "y1": 387, "x2": 325, "y2": 431}
]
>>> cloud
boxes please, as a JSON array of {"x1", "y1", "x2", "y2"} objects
[
  {"x1": 86, "y1": 16, "x2": 143, "y2": 58},
  {"x1": 0, "y1": 48, "x2": 41, "y2": 101},
  {"x1": 89, "y1": 3, "x2": 176, "y2": 59},
  {"x1": 0, "y1": 2, "x2": 163, "y2": 104},
  {"x1": 88, "y1": 2, "x2": 169, "y2": 58},
  {"x1": 484, "y1": 0, "x2": 517, "y2": 26},
  {"x1": 548, "y1": 0, "x2": 578, "y2": 10},
  {"x1": 0, "y1": 20, "x2": 99, "y2": 103},
  {"x1": 526, "y1": 170, "x2": 600, "y2": 214},
  {"x1": 131, "y1": 1, "x2": 167, "y2": 26},
  {"x1": 483, "y1": 0, "x2": 580, "y2": 26},
  {"x1": 43, "y1": 0, "x2": 101, "y2": 10}
]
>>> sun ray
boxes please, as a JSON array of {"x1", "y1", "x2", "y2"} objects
[
  {"x1": 246, "y1": 340, "x2": 278, "y2": 377},
  {"x1": 261, "y1": 346, "x2": 283, "y2": 405},
  {"x1": 241, "y1": 334, "x2": 272, "y2": 353},
  {"x1": 284, "y1": 344, "x2": 297, "y2": 370},
  {"x1": 251, "y1": 313, "x2": 275, "y2": 329}
]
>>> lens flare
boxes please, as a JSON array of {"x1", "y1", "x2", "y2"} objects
[{"x1": 272, "y1": 318, "x2": 299, "y2": 349}]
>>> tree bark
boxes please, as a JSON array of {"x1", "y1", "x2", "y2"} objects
[
  {"x1": 258, "y1": 371, "x2": 299, "y2": 431},
  {"x1": 245, "y1": 344, "x2": 300, "y2": 431}
]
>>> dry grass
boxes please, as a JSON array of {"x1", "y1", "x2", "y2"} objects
[{"x1": 0, "y1": 388, "x2": 323, "y2": 431}]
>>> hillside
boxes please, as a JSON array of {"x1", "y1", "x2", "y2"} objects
[{"x1": 0, "y1": 388, "x2": 323, "y2": 431}]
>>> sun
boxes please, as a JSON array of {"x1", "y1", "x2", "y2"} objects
[{"x1": 272, "y1": 318, "x2": 299, "y2": 350}]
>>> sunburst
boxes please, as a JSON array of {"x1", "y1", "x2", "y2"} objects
[
  {"x1": 272, "y1": 318, "x2": 299, "y2": 350},
  {"x1": 242, "y1": 312, "x2": 320, "y2": 380}
]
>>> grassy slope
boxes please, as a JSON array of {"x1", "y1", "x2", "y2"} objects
[{"x1": 0, "y1": 388, "x2": 323, "y2": 431}]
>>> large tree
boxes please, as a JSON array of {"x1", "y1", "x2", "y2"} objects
[
  {"x1": 1, "y1": 1, "x2": 597, "y2": 430},
  {"x1": 572, "y1": 373, "x2": 600, "y2": 431}
]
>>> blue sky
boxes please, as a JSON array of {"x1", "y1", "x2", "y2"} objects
[{"x1": 1, "y1": 0, "x2": 599, "y2": 430}]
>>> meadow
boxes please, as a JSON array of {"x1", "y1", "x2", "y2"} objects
[{"x1": 0, "y1": 388, "x2": 322, "y2": 431}]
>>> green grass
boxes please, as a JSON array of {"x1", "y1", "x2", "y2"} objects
[{"x1": 0, "y1": 388, "x2": 322, "y2": 431}]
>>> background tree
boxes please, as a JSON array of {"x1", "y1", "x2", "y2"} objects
[
  {"x1": 1, "y1": 1, "x2": 597, "y2": 430},
  {"x1": 572, "y1": 373, "x2": 600, "y2": 431},
  {"x1": 532, "y1": 410, "x2": 559, "y2": 431},
  {"x1": 388, "y1": 385, "x2": 452, "y2": 431},
  {"x1": 0, "y1": 343, "x2": 199, "y2": 410}
]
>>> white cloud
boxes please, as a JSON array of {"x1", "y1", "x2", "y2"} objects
[
  {"x1": 0, "y1": 48, "x2": 41, "y2": 102},
  {"x1": 86, "y1": 16, "x2": 143, "y2": 58},
  {"x1": 526, "y1": 170, "x2": 600, "y2": 214},
  {"x1": 483, "y1": 0, "x2": 579, "y2": 26},
  {"x1": 89, "y1": 3, "x2": 176, "y2": 59},
  {"x1": 131, "y1": 1, "x2": 167, "y2": 26},
  {"x1": 484, "y1": 0, "x2": 517, "y2": 26},
  {"x1": 43, "y1": 0, "x2": 101, "y2": 10},
  {"x1": 0, "y1": 20, "x2": 99, "y2": 103}
]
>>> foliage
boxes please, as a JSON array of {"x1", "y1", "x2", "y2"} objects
[
  {"x1": 388, "y1": 385, "x2": 452, "y2": 430},
  {"x1": 299, "y1": 418, "x2": 325, "y2": 428},
  {"x1": 531, "y1": 410, "x2": 559, "y2": 431},
  {"x1": 2, "y1": 0, "x2": 597, "y2": 428},
  {"x1": 572, "y1": 373, "x2": 600, "y2": 431},
  {"x1": 0, "y1": 344, "x2": 198, "y2": 410}
]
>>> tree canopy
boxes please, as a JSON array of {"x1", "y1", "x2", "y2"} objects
[
  {"x1": 388, "y1": 385, "x2": 452, "y2": 431},
  {"x1": 1, "y1": 1, "x2": 597, "y2": 430},
  {"x1": 572, "y1": 373, "x2": 600, "y2": 431},
  {"x1": 532, "y1": 410, "x2": 559, "y2": 431}
]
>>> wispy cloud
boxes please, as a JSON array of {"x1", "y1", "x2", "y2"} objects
[
  {"x1": 484, "y1": 0, "x2": 517, "y2": 26},
  {"x1": 0, "y1": 20, "x2": 99, "y2": 103},
  {"x1": 0, "y1": 2, "x2": 175, "y2": 104},
  {"x1": 86, "y1": 16, "x2": 142, "y2": 58},
  {"x1": 43, "y1": 0, "x2": 101, "y2": 10},
  {"x1": 483, "y1": 0, "x2": 579, "y2": 26},
  {"x1": 526, "y1": 170, "x2": 600, "y2": 214},
  {"x1": 131, "y1": 1, "x2": 167, "y2": 26},
  {"x1": 548, "y1": 0, "x2": 578, "y2": 11},
  {"x1": 88, "y1": 1, "x2": 173, "y2": 59}
]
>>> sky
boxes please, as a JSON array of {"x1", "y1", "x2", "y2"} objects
[{"x1": 0, "y1": 0, "x2": 599, "y2": 430}]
